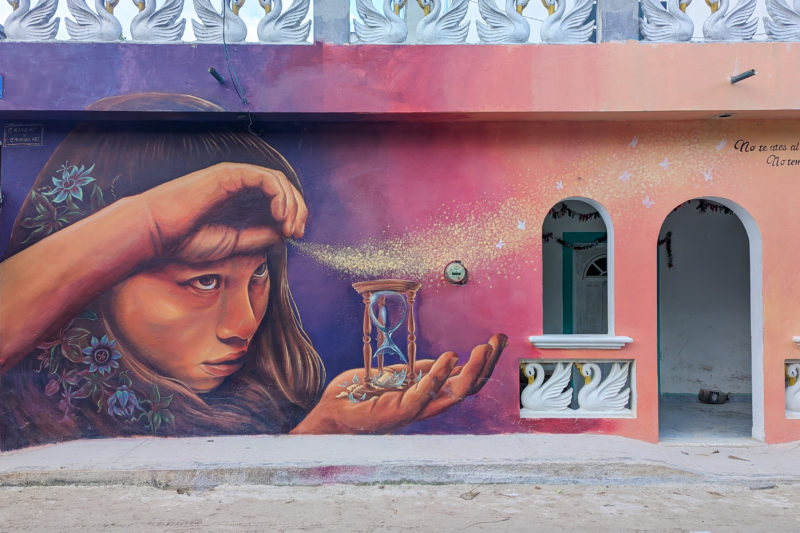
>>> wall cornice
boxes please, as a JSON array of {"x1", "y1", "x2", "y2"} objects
[{"x1": 0, "y1": 41, "x2": 798, "y2": 119}]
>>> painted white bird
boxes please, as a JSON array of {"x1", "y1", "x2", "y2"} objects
[
  {"x1": 703, "y1": 0, "x2": 757, "y2": 41},
  {"x1": 416, "y1": 0, "x2": 469, "y2": 43},
  {"x1": 130, "y1": 0, "x2": 185, "y2": 41},
  {"x1": 520, "y1": 362, "x2": 573, "y2": 412},
  {"x1": 4, "y1": 0, "x2": 59, "y2": 40},
  {"x1": 764, "y1": 0, "x2": 800, "y2": 41},
  {"x1": 192, "y1": 0, "x2": 247, "y2": 42},
  {"x1": 641, "y1": 0, "x2": 694, "y2": 42},
  {"x1": 257, "y1": 0, "x2": 310, "y2": 42},
  {"x1": 354, "y1": 0, "x2": 407, "y2": 43},
  {"x1": 66, "y1": 0, "x2": 122, "y2": 41},
  {"x1": 476, "y1": 0, "x2": 530, "y2": 43},
  {"x1": 786, "y1": 363, "x2": 800, "y2": 413},
  {"x1": 576, "y1": 362, "x2": 630, "y2": 412},
  {"x1": 541, "y1": 0, "x2": 594, "y2": 43}
]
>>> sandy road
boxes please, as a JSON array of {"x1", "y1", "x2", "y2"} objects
[{"x1": 1, "y1": 482, "x2": 798, "y2": 532}]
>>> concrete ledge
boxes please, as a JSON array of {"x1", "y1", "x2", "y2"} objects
[
  {"x1": 528, "y1": 334, "x2": 633, "y2": 349},
  {"x1": 0, "y1": 462, "x2": 700, "y2": 489},
  {"x1": 2, "y1": 434, "x2": 798, "y2": 488},
  {"x1": 1, "y1": 42, "x2": 799, "y2": 118}
]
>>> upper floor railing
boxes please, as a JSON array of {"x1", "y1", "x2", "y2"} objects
[
  {"x1": 0, "y1": 0, "x2": 797, "y2": 44},
  {"x1": 0, "y1": 0, "x2": 314, "y2": 43}
]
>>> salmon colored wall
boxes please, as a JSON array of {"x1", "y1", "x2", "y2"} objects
[
  {"x1": 3, "y1": 38, "x2": 798, "y2": 449},
  {"x1": 0, "y1": 42, "x2": 798, "y2": 119},
  {"x1": 3, "y1": 116, "x2": 799, "y2": 445},
  {"x1": 307, "y1": 118, "x2": 800, "y2": 443}
]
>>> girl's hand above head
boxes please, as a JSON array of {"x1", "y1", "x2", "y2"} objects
[
  {"x1": 290, "y1": 334, "x2": 507, "y2": 435},
  {"x1": 138, "y1": 163, "x2": 308, "y2": 256}
]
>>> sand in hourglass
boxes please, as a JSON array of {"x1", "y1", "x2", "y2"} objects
[{"x1": 337, "y1": 280, "x2": 423, "y2": 402}]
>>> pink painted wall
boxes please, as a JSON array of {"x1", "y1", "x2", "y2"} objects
[
  {"x1": 3, "y1": 35, "x2": 799, "y2": 448},
  {"x1": 1, "y1": 42, "x2": 798, "y2": 119},
  {"x1": 307, "y1": 118, "x2": 800, "y2": 443},
  {"x1": 3, "y1": 115, "x2": 800, "y2": 446}
]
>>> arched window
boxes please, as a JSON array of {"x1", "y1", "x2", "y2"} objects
[
  {"x1": 531, "y1": 198, "x2": 630, "y2": 350},
  {"x1": 584, "y1": 255, "x2": 607, "y2": 278}
]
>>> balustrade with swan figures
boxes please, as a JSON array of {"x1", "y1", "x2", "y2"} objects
[
  {"x1": 4, "y1": 0, "x2": 800, "y2": 43},
  {"x1": 519, "y1": 360, "x2": 635, "y2": 418}
]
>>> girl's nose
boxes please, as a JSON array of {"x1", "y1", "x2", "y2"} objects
[{"x1": 216, "y1": 285, "x2": 258, "y2": 343}]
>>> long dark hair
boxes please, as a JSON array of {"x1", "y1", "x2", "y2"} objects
[{"x1": 1, "y1": 94, "x2": 324, "y2": 449}]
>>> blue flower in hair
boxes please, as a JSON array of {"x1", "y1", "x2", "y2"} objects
[
  {"x1": 44, "y1": 163, "x2": 95, "y2": 203},
  {"x1": 107, "y1": 385, "x2": 143, "y2": 420},
  {"x1": 81, "y1": 334, "x2": 121, "y2": 375}
]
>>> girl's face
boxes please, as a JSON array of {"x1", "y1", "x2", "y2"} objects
[{"x1": 108, "y1": 226, "x2": 280, "y2": 393}]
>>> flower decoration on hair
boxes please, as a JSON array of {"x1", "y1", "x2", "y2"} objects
[
  {"x1": 44, "y1": 162, "x2": 96, "y2": 203},
  {"x1": 31, "y1": 310, "x2": 169, "y2": 433},
  {"x1": 108, "y1": 385, "x2": 144, "y2": 420},
  {"x1": 20, "y1": 162, "x2": 107, "y2": 245},
  {"x1": 81, "y1": 335, "x2": 122, "y2": 375}
]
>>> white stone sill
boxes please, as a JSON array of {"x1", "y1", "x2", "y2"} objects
[
  {"x1": 529, "y1": 334, "x2": 633, "y2": 350},
  {"x1": 520, "y1": 408, "x2": 635, "y2": 419}
]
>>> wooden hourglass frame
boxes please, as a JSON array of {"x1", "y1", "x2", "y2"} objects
[{"x1": 352, "y1": 279, "x2": 421, "y2": 383}]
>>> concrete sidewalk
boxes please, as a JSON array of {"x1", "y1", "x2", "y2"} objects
[{"x1": 1, "y1": 434, "x2": 799, "y2": 488}]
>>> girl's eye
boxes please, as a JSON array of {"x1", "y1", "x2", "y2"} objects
[
  {"x1": 189, "y1": 275, "x2": 220, "y2": 291},
  {"x1": 252, "y1": 262, "x2": 269, "y2": 280}
]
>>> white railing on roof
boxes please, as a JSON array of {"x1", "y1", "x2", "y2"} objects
[
  {"x1": 640, "y1": 0, "x2": 795, "y2": 42},
  {"x1": 1, "y1": 0, "x2": 798, "y2": 43},
  {"x1": 347, "y1": 0, "x2": 795, "y2": 44},
  {"x1": 349, "y1": 0, "x2": 598, "y2": 44},
  {"x1": 0, "y1": 0, "x2": 313, "y2": 42}
]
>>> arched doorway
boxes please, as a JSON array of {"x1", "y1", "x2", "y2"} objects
[{"x1": 657, "y1": 198, "x2": 763, "y2": 442}]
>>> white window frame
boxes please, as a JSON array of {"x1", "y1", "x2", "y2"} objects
[{"x1": 531, "y1": 197, "x2": 632, "y2": 350}]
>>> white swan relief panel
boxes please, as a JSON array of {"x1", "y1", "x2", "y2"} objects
[
  {"x1": 0, "y1": 0, "x2": 313, "y2": 42},
  {"x1": 349, "y1": 0, "x2": 598, "y2": 43},
  {"x1": 346, "y1": 0, "x2": 793, "y2": 44},
  {"x1": 641, "y1": 0, "x2": 782, "y2": 42},
  {"x1": 520, "y1": 359, "x2": 635, "y2": 418},
  {"x1": 6, "y1": 0, "x2": 799, "y2": 43},
  {"x1": 787, "y1": 360, "x2": 800, "y2": 418}
]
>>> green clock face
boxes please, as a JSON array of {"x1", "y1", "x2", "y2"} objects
[{"x1": 444, "y1": 261, "x2": 467, "y2": 285}]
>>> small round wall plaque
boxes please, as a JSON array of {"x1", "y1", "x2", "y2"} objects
[{"x1": 444, "y1": 260, "x2": 468, "y2": 285}]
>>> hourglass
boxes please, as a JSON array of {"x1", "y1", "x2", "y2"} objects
[{"x1": 352, "y1": 279, "x2": 421, "y2": 385}]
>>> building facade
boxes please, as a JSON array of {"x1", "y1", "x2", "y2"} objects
[{"x1": 1, "y1": 0, "x2": 799, "y2": 449}]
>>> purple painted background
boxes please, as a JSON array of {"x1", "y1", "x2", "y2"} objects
[{"x1": 0, "y1": 119, "x2": 480, "y2": 435}]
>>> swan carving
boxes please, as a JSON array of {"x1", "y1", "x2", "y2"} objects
[
  {"x1": 416, "y1": 0, "x2": 469, "y2": 43},
  {"x1": 787, "y1": 363, "x2": 800, "y2": 413},
  {"x1": 541, "y1": 0, "x2": 594, "y2": 43},
  {"x1": 764, "y1": 0, "x2": 800, "y2": 41},
  {"x1": 354, "y1": 0, "x2": 407, "y2": 43},
  {"x1": 130, "y1": 0, "x2": 186, "y2": 41},
  {"x1": 576, "y1": 362, "x2": 630, "y2": 412},
  {"x1": 192, "y1": 0, "x2": 247, "y2": 42},
  {"x1": 520, "y1": 362, "x2": 573, "y2": 412},
  {"x1": 4, "y1": 0, "x2": 59, "y2": 40},
  {"x1": 66, "y1": 0, "x2": 122, "y2": 41},
  {"x1": 641, "y1": 0, "x2": 694, "y2": 42},
  {"x1": 257, "y1": 0, "x2": 310, "y2": 42},
  {"x1": 703, "y1": 0, "x2": 757, "y2": 41},
  {"x1": 476, "y1": 0, "x2": 530, "y2": 43}
]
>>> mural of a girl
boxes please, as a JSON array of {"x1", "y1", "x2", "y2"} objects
[{"x1": 0, "y1": 94, "x2": 505, "y2": 450}]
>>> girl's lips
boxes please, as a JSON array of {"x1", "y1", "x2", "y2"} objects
[
  {"x1": 201, "y1": 359, "x2": 244, "y2": 377},
  {"x1": 202, "y1": 353, "x2": 245, "y2": 377}
]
